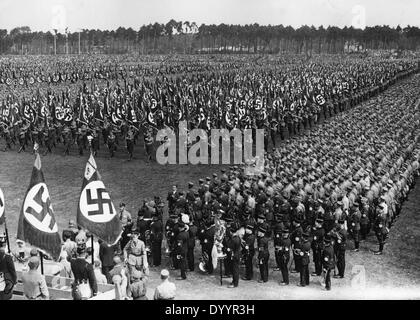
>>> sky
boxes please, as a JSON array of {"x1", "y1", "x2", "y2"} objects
[{"x1": 0, "y1": 0, "x2": 418, "y2": 32}]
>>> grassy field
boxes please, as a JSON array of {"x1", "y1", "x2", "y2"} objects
[{"x1": 1, "y1": 146, "x2": 420, "y2": 299}]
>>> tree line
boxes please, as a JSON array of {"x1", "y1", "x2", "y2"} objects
[{"x1": 1, "y1": 21, "x2": 420, "y2": 55}]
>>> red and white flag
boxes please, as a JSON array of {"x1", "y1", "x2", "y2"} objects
[
  {"x1": 77, "y1": 154, "x2": 122, "y2": 245},
  {"x1": 17, "y1": 154, "x2": 62, "y2": 259}
]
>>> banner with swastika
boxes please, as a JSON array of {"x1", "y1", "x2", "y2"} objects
[
  {"x1": 16, "y1": 153, "x2": 62, "y2": 260},
  {"x1": 77, "y1": 153, "x2": 122, "y2": 245}
]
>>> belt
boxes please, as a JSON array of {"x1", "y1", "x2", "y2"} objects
[{"x1": 130, "y1": 253, "x2": 144, "y2": 257}]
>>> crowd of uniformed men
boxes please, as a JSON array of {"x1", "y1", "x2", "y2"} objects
[
  {"x1": 112, "y1": 73, "x2": 420, "y2": 291},
  {"x1": 1, "y1": 54, "x2": 420, "y2": 297}
]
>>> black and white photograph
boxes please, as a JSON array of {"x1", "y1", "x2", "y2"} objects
[{"x1": 0, "y1": 0, "x2": 420, "y2": 305}]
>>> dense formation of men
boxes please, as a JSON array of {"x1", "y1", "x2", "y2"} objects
[
  {"x1": 158, "y1": 73, "x2": 420, "y2": 290},
  {"x1": 1, "y1": 54, "x2": 419, "y2": 160},
  {"x1": 1, "y1": 53, "x2": 420, "y2": 298}
]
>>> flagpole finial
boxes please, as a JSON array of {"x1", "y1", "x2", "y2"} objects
[
  {"x1": 33, "y1": 142, "x2": 39, "y2": 154},
  {"x1": 87, "y1": 135, "x2": 93, "y2": 154}
]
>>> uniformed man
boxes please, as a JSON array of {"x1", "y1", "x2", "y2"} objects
[
  {"x1": 144, "y1": 129, "x2": 154, "y2": 162},
  {"x1": 331, "y1": 220, "x2": 346, "y2": 278},
  {"x1": 201, "y1": 218, "x2": 215, "y2": 274},
  {"x1": 136, "y1": 210, "x2": 150, "y2": 243},
  {"x1": 373, "y1": 202, "x2": 388, "y2": 255},
  {"x1": 62, "y1": 125, "x2": 72, "y2": 156},
  {"x1": 174, "y1": 222, "x2": 189, "y2": 280},
  {"x1": 164, "y1": 213, "x2": 178, "y2": 269},
  {"x1": 297, "y1": 232, "x2": 311, "y2": 287},
  {"x1": 119, "y1": 202, "x2": 133, "y2": 251},
  {"x1": 123, "y1": 228, "x2": 148, "y2": 278},
  {"x1": 150, "y1": 215, "x2": 163, "y2": 267},
  {"x1": 126, "y1": 127, "x2": 135, "y2": 161},
  {"x1": 167, "y1": 185, "x2": 180, "y2": 216},
  {"x1": 106, "y1": 130, "x2": 116, "y2": 158},
  {"x1": 322, "y1": 235, "x2": 335, "y2": 291},
  {"x1": 227, "y1": 224, "x2": 242, "y2": 288},
  {"x1": 278, "y1": 228, "x2": 291, "y2": 286},
  {"x1": 290, "y1": 217, "x2": 303, "y2": 273},
  {"x1": 2, "y1": 125, "x2": 12, "y2": 152},
  {"x1": 91, "y1": 126, "x2": 100, "y2": 156},
  {"x1": 0, "y1": 233, "x2": 17, "y2": 300},
  {"x1": 349, "y1": 202, "x2": 361, "y2": 252},
  {"x1": 76, "y1": 127, "x2": 85, "y2": 156},
  {"x1": 187, "y1": 218, "x2": 198, "y2": 271},
  {"x1": 257, "y1": 225, "x2": 270, "y2": 283},
  {"x1": 311, "y1": 218, "x2": 325, "y2": 276},
  {"x1": 241, "y1": 224, "x2": 256, "y2": 281},
  {"x1": 18, "y1": 124, "x2": 28, "y2": 153}
]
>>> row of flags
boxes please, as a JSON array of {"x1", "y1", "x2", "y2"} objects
[{"x1": 0, "y1": 152, "x2": 122, "y2": 260}]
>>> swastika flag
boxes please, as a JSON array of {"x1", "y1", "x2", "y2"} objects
[
  {"x1": 17, "y1": 153, "x2": 62, "y2": 260},
  {"x1": 77, "y1": 153, "x2": 122, "y2": 245}
]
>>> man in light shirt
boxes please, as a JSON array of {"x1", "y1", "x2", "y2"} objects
[
  {"x1": 21, "y1": 256, "x2": 49, "y2": 300},
  {"x1": 154, "y1": 269, "x2": 176, "y2": 300}
]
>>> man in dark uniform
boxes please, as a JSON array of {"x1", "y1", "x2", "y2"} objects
[
  {"x1": 242, "y1": 224, "x2": 256, "y2": 281},
  {"x1": 2, "y1": 126, "x2": 12, "y2": 152},
  {"x1": 126, "y1": 127, "x2": 134, "y2": 161},
  {"x1": 331, "y1": 220, "x2": 347, "y2": 278},
  {"x1": 311, "y1": 218, "x2": 325, "y2": 276},
  {"x1": 136, "y1": 210, "x2": 150, "y2": 243},
  {"x1": 175, "y1": 222, "x2": 189, "y2": 280},
  {"x1": 107, "y1": 130, "x2": 117, "y2": 158},
  {"x1": 186, "y1": 182, "x2": 195, "y2": 204},
  {"x1": 297, "y1": 232, "x2": 311, "y2": 287},
  {"x1": 167, "y1": 185, "x2": 179, "y2": 216},
  {"x1": 349, "y1": 202, "x2": 361, "y2": 252},
  {"x1": 63, "y1": 126, "x2": 72, "y2": 156},
  {"x1": 322, "y1": 235, "x2": 335, "y2": 291},
  {"x1": 150, "y1": 215, "x2": 163, "y2": 267},
  {"x1": 70, "y1": 245, "x2": 98, "y2": 299},
  {"x1": 164, "y1": 213, "x2": 177, "y2": 269},
  {"x1": 187, "y1": 219, "x2": 198, "y2": 271},
  {"x1": 197, "y1": 179, "x2": 206, "y2": 199},
  {"x1": 91, "y1": 126, "x2": 100, "y2": 156},
  {"x1": 273, "y1": 218, "x2": 283, "y2": 271},
  {"x1": 76, "y1": 128, "x2": 85, "y2": 156},
  {"x1": 201, "y1": 218, "x2": 215, "y2": 274},
  {"x1": 290, "y1": 218, "x2": 303, "y2": 273},
  {"x1": 274, "y1": 227, "x2": 290, "y2": 286},
  {"x1": 18, "y1": 124, "x2": 28, "y2": 153},
  {"x1": 102, "y1": 120, "x2": 110, "y2": 145},
  {"x1": 227, "y1": 224, "x2": 242, "y2": 288},
  {"x1": 360, "y1": 199, "x2": 370, "y2": 241},
  {"x1": 0, "y1": 233, "x2": 17, "y2": 300},
  {"x1": 373, "y1": 203, "x2": 388, "y2": 255},
  {"x1": 257, "y1": 225, "x2": 270, "y2": 283},
  {"x1": 144, "y1": 129, "x2": 154, "y2": 162}
]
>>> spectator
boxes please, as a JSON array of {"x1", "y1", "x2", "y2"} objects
[
  {"x1": 21, "y1": 256, "x2": 49, "y2": 300},
  {"x1": 153, "y1": 269, "x2": 176, "y2": 300},
  {"x1": 126, "y1": 270, "x2": 148, "y2": 300},
  {"x1": 93, "y1": 260, "x2": 108, "y2": 285}
]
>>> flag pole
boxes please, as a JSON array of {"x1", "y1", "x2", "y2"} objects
[
  {"x1": 39, "y1": 250, "x2": 44, "y2": 275},
  {"x1": 34, "y1": 142, "x2": 44, "y2": 275},
  {"x1": 4, "y1": 221, "x2": 11, "y2": 254},
  {"x1": 91, "y1": 235, "x2": 94, "y2": 265},
  {"x1": 87, "y1": 135, "x2": 95, "y2": 265}
]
